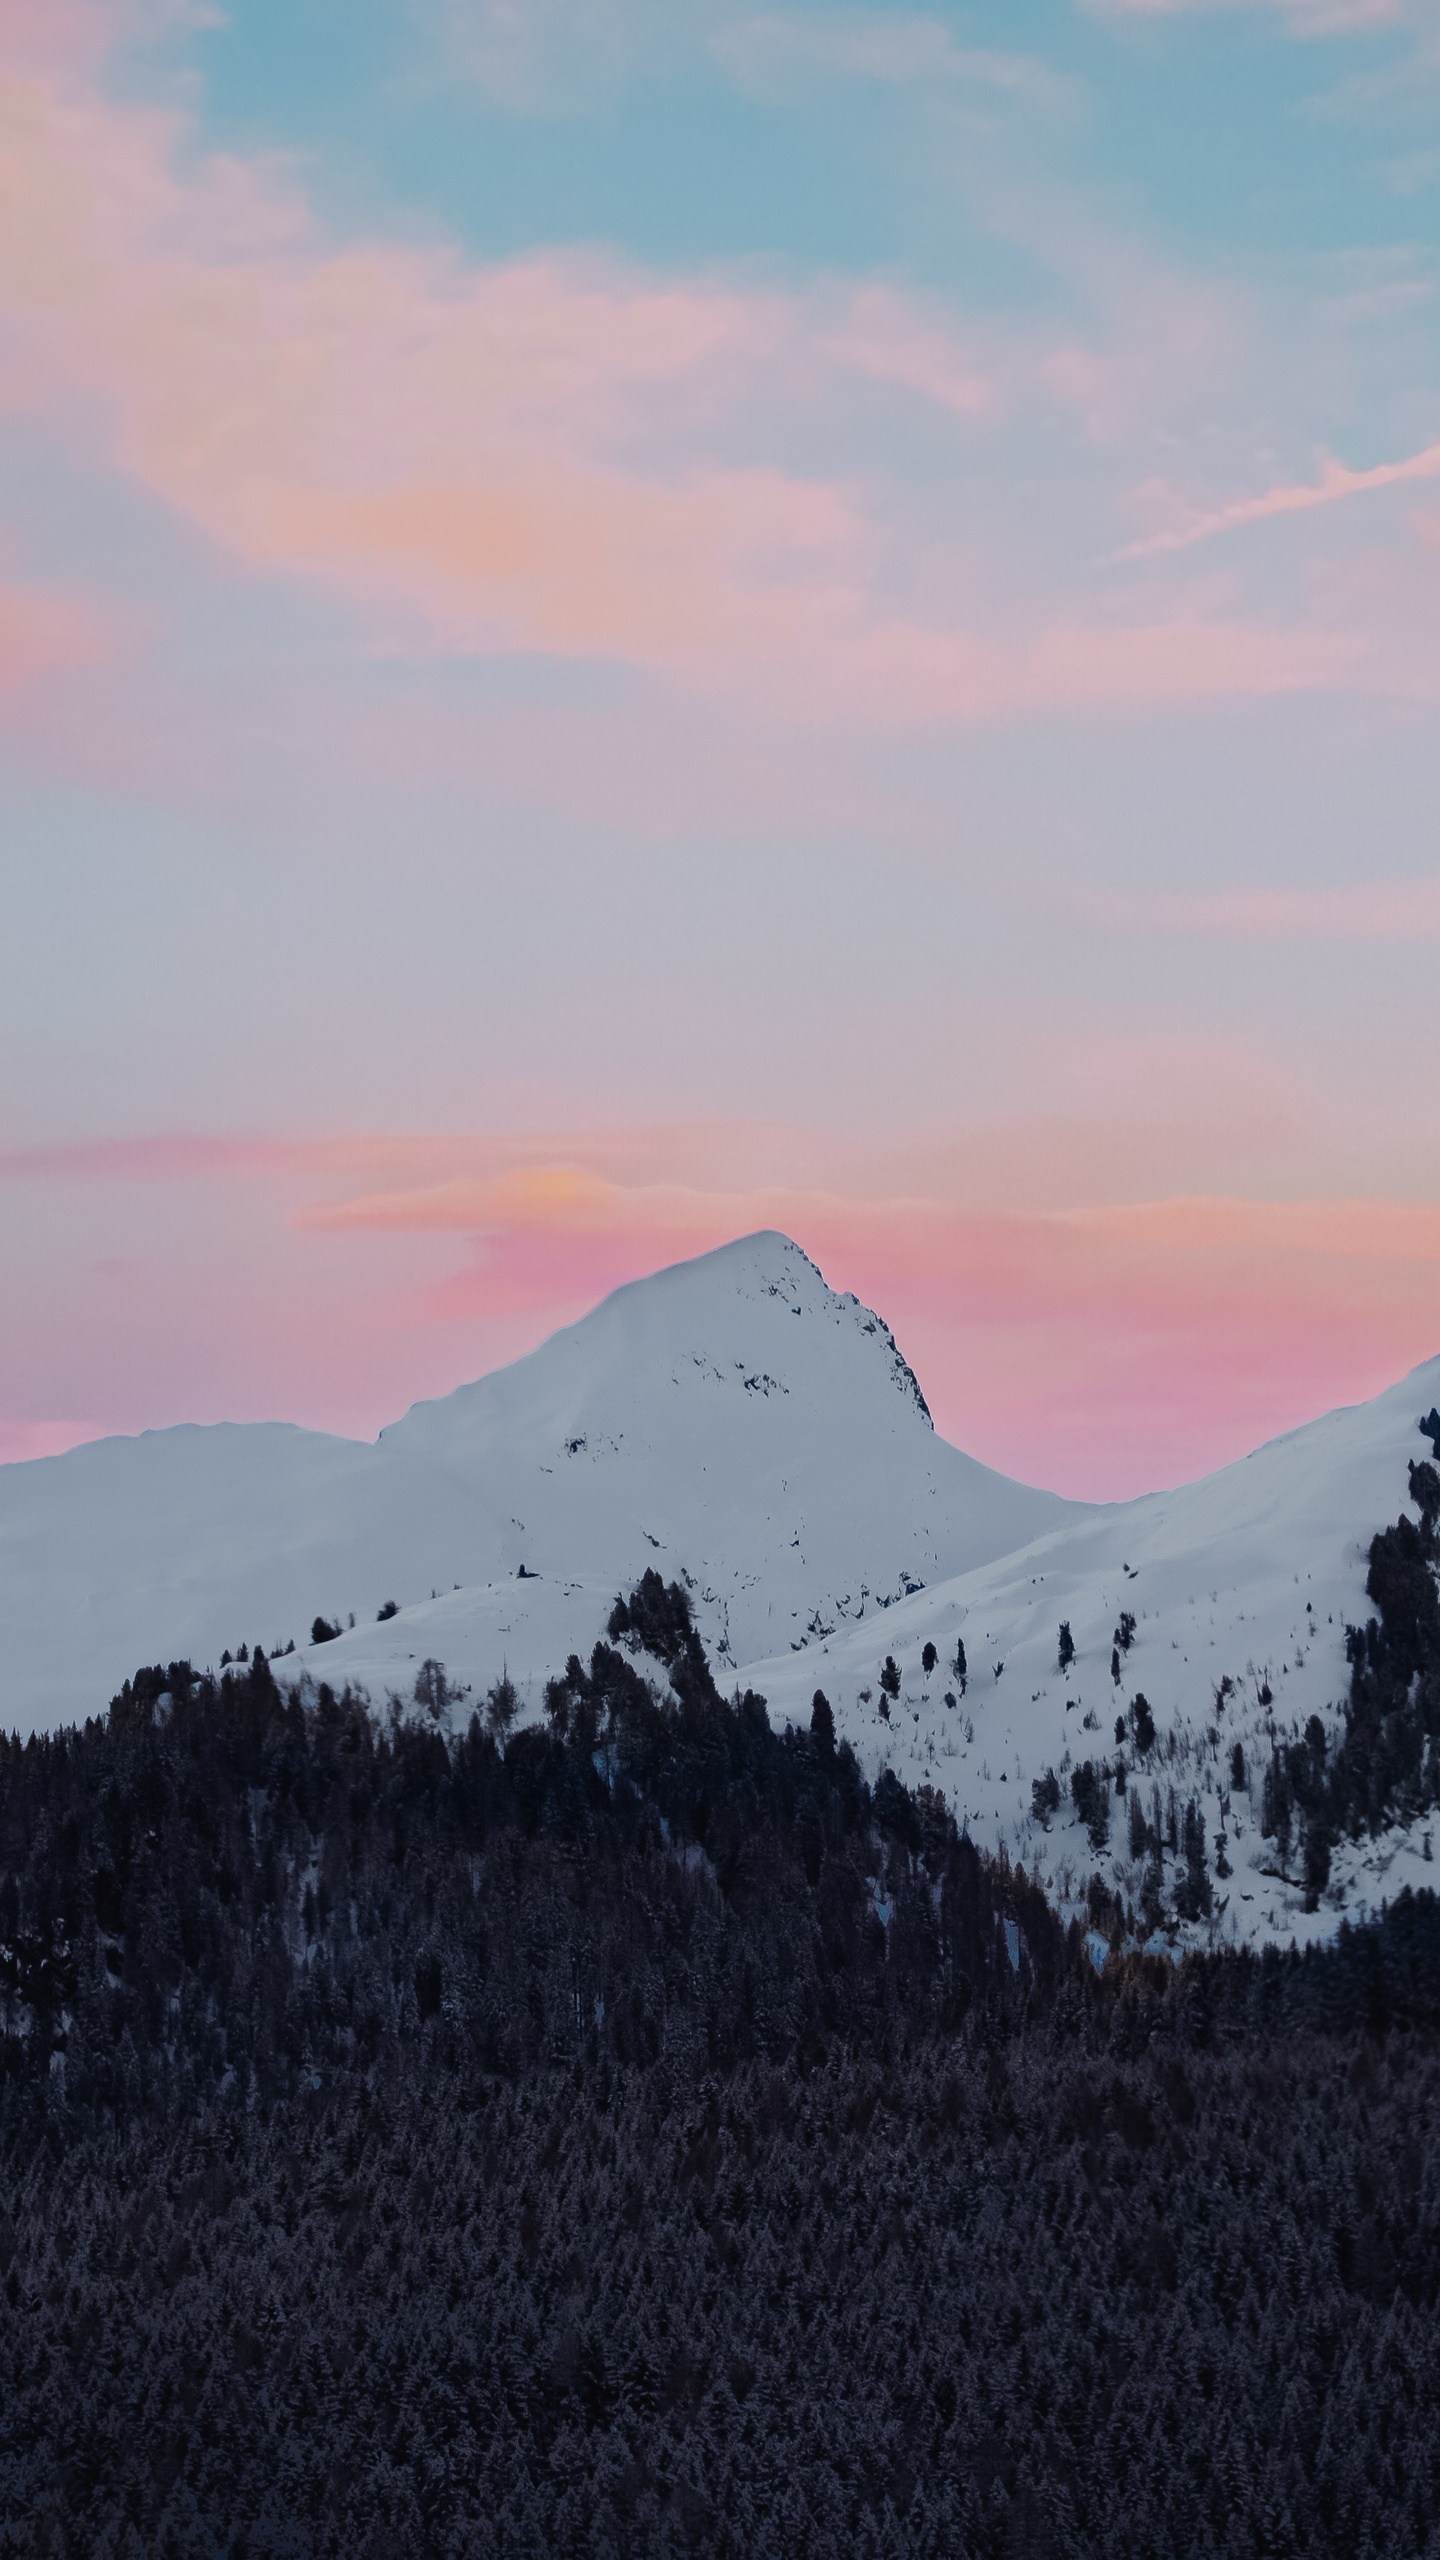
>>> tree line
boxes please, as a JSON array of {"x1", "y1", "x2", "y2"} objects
[{"x1": 3, "y1": 1553, "x2": 1440, "y2": 2554}]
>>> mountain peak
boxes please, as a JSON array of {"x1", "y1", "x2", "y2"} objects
[
  {"x1": 383, "y1": 1228, "x2": 935, "y2": 1452},
  {"x1": 0, "y1": 1231, "x2": 1065, "y2": 1733}
]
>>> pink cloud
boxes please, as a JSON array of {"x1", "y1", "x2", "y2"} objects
[
  {"x1": 1121, "y1": 438, "x2": 1440, "y2": 560},
  {"x1": 0, "y1": 39, "x2": 1371, "y2": 724},
  {"x1": 247, "y1": 469, "x2": 857, "y2": 667},
  {"x1": 309, "y1": 1164, "x2": 1440, "y2": 1286},
  {"x1": 821, "y1": 285, "x2": 995, "y2": 421},
  {"x1": 0, "y1": 0, "x2": 204, "y2": 79},
  {"x1": 0, "y1": 1054, "x2": 1324, "y2": 1230}
]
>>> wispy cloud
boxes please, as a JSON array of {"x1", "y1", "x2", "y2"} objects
[
  {"x1": 0, "y1": 43, "x2": 1366, "y2": 725},
  {"x1": 822, "y1": 286, "x2": 994, "y2": 420},
  {"x1": 1121, "y1": 437, "x2": 1440, "y2": 558}
]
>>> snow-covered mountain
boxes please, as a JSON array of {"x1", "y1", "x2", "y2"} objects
[
  {"x1": 745, "y1": 1352, "x2": 1440, "y2": 1953},
  {"x1": 0, "y1": 1232, "x2": 1075, "y2": 1736},
  {"x1": 6, "y1": 1223, "x2": 1436, "y2": 1954}
]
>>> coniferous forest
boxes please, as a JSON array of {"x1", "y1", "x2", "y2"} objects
[{"x1": 2, "y1": 1497, "x2": 1440, "y2": 2559}]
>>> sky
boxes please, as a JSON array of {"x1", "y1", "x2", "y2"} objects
[{"x1": 1, "y1": 0, "x2": 1438, "y2": 1500}]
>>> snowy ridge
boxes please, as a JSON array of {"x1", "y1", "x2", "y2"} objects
[
  {"x1": 0, "y1": 1233, "x2": 1072, "y2": 1736},
  {"x1": 742, "y1": 1353, "x2": 1440, "y2": 1955}
]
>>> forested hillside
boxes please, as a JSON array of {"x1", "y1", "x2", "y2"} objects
[{"x1": 3, "y1": 1561, "x2": 1440, "y2": 2557}]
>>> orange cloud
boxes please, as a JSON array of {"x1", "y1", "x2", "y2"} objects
[{"x1": 247, "y1": 469, "x2": 855, "y2": 666}]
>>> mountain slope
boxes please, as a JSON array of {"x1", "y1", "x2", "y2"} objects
[
  {"x1": 744, "y1": 1352, "x2": 1440, "y2": 1951},
  {"x1": 0, "y1": 1233, "x2": 1076, "y2": 1735}
]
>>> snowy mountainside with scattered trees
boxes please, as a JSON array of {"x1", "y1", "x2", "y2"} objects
[{"x1": 746, "y1": 1359, "x2": 1440, "y2": 1954}]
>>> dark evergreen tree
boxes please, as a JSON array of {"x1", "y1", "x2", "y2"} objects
[
  {"x1": 483, "y1": 1666, "x2": 518, "y2": 1737},
  {"x1": 1173, "y1": 1796, "x2": 1212, "y2": 1921},
  {"x1": 1031, "y1": 1768, "x2": 1061, "y2": 1828},
  {"x1": 414, "y1": 1655, "x2": 451, "y2": 1716},
  {"x1": 1070, "y1": 1760, "x2": 1110, "y2": 1853}
]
